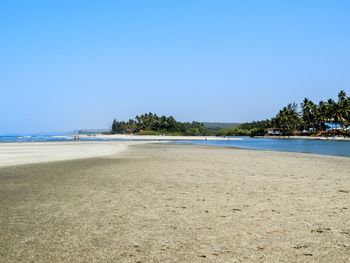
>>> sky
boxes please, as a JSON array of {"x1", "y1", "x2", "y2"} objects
[{"x1": 1, "y1": 0, "x2": 350, "y2": 133}]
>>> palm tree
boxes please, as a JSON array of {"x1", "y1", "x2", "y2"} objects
[
  {"x1": 337, "y1": 90, "x2": 350, "y2": 125},
  {"x1": 338, "y1": 90, "x2": 347, "y2": 102},
  {"x1": 326, "y1": 99, "x2": 337, "y2": 122},
  {"x1": 316, "y1": 101, "x2": 327, "y2": 130},
  {"x1": 301, "y1": 98, "x2": 317, "y2": 131},
  {"x1": 274, "y1": 103, "x2": 301, "y2": 135}
]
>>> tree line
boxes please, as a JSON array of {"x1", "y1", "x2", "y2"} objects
[
  {"x1": 111, "y1": 112, "x2": 208, "y2": 136},
  {"x1": 111, "y1": 90, "x2": 350, "y2": 137},
  {"x1": 218, "y1": 90, "x2": 350, "y2": 136}
]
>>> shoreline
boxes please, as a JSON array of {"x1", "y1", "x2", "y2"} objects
[
  {"x1": 256, "y1": 135, "x2": 350, "y2": 141},
  {"x1": 82, "y1": 133, "x2": 350, "y2": 142},
  {"x1": 174, "y1": 141, "x2": 350, "y2": 159},
  {"x1": 78, "y1": 134, "x2": 240, "y2": 141},
  {"x1": 1, "y1": 136, "x2": 350, "y2": 168}
]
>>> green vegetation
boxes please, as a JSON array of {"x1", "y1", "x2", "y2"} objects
[
  {"x1": 218, "y1": 120, "x2": 272, "y2": 137},
  {"x1": 111, "y1": 90, "x2": 350, "y2": 137},
  {"x1": 217, "y1": 90, "x2": 350, "y2": 137},
  {"x1": 271, "y1": 103, "x2": 301, "y2": 135},
  {"x1": 111, "y1": 112, "x2": 208, "y2": 136}
]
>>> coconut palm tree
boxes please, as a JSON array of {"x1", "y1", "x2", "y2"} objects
[
  {"x1": 316, "y1": 101, "x2": 328, "y2": 130},
  {"x1": 337, "y1": 90, "x2": 350, "y2": 125},
  {"x1": 338, "y1": 90, "x2": 347, "y2": 102},
  {"x1": 301, "y1": 98, "x2": 317, "y2": 131},
  {"x1": 326, "y1": 99, "x2": 338, "y2": 121},
  {"x1": 274, "y1": 103, "x2": 301, "y2": 135}
]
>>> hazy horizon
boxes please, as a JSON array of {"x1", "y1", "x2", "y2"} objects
[{"x1": 1, "y1": 1, "x2": 349, "y2": 133}]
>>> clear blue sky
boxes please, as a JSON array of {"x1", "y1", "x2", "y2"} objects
[{"x1": 1, "y1": 0, "x2": 349, "y2": 133}]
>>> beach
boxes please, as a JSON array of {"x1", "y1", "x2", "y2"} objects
[
  {"x1": 79, "y1": 134, "x2": 241, "y2": 141},
  {"x1": 0, "y1": 141, "x2": 150, "y2": 167},
  {"x1": 0, "y1": 142, "x2": 349, "y2": 262}
]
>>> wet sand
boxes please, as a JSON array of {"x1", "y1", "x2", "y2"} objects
[{"x1": 0, "y1": 143, "x2": 349, "y2": 262}]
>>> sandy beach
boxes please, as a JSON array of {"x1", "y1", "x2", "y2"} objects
[
  {"x1": 0, "y1": 142, "x2": 349, "y2": 262},
  {"x1": 79, "y1": 134, "x2": 241, "y2": 141},
  {"x1": 0, "y1": 141, "x2": 153, "y2": 167}
]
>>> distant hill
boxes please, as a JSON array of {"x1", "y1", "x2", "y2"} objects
[{"x1": 201, "y1": 122, "x2": 241, "y2": 129}]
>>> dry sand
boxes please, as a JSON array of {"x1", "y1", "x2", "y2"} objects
[
  {"x1": 79, "y1": 134, "x2": 241, "y2": 141},
  {"x1": 0, "y1": 141, "x2": 149, "y2": 167},
  {"x1": 0, "y1": 143, "x2": 349, "y2": 262}
]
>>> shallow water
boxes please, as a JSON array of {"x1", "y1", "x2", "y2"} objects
[
  {"x1": 1, "y1": 135, "x2": 350, "y2": 157},
  {"x1": 0, "y1": 135, "x2": 126, "y2": 143},
  {"x1": 175, "y1": 137, "x2": 350, "y2": 157}
]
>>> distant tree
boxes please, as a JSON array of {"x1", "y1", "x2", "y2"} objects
[
  {"x1": 111, "y1": 119, "x2": 127, "y2": 133},
  {"x1": 110, "y1": 113, "x2": 208, "y2": 135},
  {"x1": 111, "y1": 119, "x2": 118, "y2": 133},
  {"x1": 110, "y1": 90, "x2": 350, "y2": 137},
  {"x1": 238, "y1": 119, "x2": 272, "y2": 130}
]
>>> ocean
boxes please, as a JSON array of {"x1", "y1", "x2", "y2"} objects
[
  {"x1": 176, "y1": 137, "x2": 350, "y2": 158},
  {"x1": 1, "y1": 135, "x2": 350, "y2": 157}
]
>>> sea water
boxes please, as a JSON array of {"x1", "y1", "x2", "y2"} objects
[
  {"x1": 1, "y1": 135, "x2": 350, "y2": 157},
  {"x1": 0, "y1": 135, "x2": 74, "y2": 142},
  {"x1": 176, "y1": 137, "x2": 350, "y2": 157}
]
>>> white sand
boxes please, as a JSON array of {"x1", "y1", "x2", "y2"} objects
[
  {"x1": 0, "y1": 141, "x2": 149, "y2": 167},
  {"x1": 0, "y1": 136, "x2": 237, "y2": 168},
  {"x1": 80, "y1": 134, "x2": 241, "y2": 141}
]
